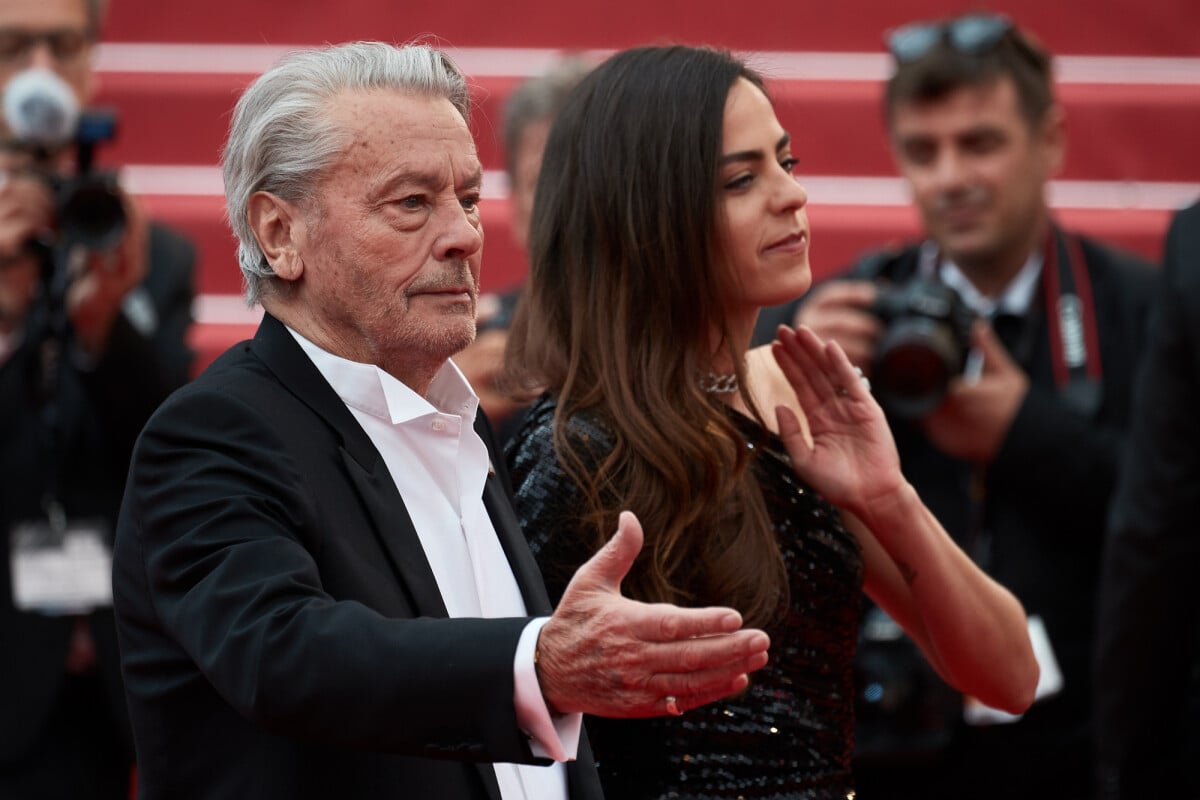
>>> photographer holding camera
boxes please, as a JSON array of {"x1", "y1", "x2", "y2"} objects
[
  {"x1": 755, "y1": 13, "x2": 1157, "y2": 800},
  {"x1": 0, "y1": 0, "x2": 195, "y2": 797}
]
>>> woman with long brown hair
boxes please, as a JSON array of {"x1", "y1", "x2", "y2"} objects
[{"x1": 505, "y1": 44, "x2": 1037, "y2": 799}]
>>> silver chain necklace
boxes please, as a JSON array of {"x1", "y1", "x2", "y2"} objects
[{"x1": 699, "y1": 372, "x2": 739, "y2": 394}]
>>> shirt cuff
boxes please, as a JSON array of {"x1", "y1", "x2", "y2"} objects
[{"x1": 513, "y1": 617, "x2": 582, "y2": 762}]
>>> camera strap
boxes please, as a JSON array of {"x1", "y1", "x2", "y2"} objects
[{"x1": 1041, "y1": 227, "x2": 1103, "y2": 416}]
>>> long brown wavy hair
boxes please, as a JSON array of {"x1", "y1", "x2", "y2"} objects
[{"x1": 505, "y1": 45, "x2": 788, "y2": 627}]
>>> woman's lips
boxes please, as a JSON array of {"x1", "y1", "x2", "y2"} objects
[{"x1": 764, "y1": 231, "x2": 808, "y2": 254}]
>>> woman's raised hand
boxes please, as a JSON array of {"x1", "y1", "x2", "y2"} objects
[{"x1": 770, "y1": 325, "x2": 906, "y2": 515}]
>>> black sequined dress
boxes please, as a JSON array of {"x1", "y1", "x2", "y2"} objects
[{"x1": 507, "y1": 394, "x2": 865, "y2": 800}]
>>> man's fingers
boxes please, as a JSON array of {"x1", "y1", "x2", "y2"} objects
[
  {"x1": 639, "y1": 648, "x2": 770, "y2": 716},
  {"x1": 974, "y1": 319, "x2": 1011, "y2": 367},
  {"x1": 666, "y1": 674, "x2": 755, "y2": 716},
  {"x1": 608, "y1": 644, "x2": 770, "y2": 719},
  {"x1": 624, "y1": 600, "x2": 750, "y2": 643},
  {"x1": 635, "y1": 626, "x2": 770, "y2": 672}
]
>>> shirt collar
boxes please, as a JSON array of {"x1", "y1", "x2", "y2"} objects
[
  {"x1": 917, "y1": 240, "x2": 1043, "y2": 318},
  {"x1": 286, "y1": 326, "x2": 479, "y2": 425}
]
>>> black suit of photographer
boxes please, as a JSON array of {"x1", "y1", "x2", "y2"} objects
[
  {"x1": 0, "y1": 222, "x2": 194, "y2": 798},
  {"x1": 755, "y1": 224, "x2": 1157, "y2": 799}
]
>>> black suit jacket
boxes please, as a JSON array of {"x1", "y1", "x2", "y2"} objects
[
  {"x1": 1094, "y1": 200, "x2": 1200, "y2": 798},
  {"x1": 0, "y1": 222, "x2": 195, "y2": 764},
  {"x1": 113, "y1": 312, "x2": 603, "y2": 800}
]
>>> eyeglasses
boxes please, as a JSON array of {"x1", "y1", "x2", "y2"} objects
[
  {"x1": 887, "y1": 13, "x2": 1013, "y2": 64},
  {"x1": 0, "y1": 28, "x2": 93, "y2": 64}
]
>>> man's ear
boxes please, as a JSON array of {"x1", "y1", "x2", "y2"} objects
[
  {"x1": 80, "y1": 60, "x2": 98, "y2": 107},
  {"x1": 1039, "y1": 104, "x2": 1067, "y2": 178},
  {"x1": 247, "y1": 191, "x2": 305, "y2": 282}
]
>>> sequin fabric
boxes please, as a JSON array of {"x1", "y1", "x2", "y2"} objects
[{"x1": 507, "y1": 395, "x2": 865, "y2": 800}]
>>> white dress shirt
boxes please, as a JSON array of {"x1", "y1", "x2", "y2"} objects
[
  {"x1": 289, "y1": 328, "x2": 581, "y2": 800},
  {"x1": 918, "y1": 240, "x2": 1043, "y2": 317}
]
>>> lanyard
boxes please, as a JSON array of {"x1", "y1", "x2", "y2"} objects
[
  {"x1": 1040, "y1": 227, "x2": 1103, "y2": 416},
  {"x1": 961, "y1": 227, "x2": 1104, "y2": 567},
  {"x1": 932, "y1": 227, "x2": 1104, "y2": 416}
]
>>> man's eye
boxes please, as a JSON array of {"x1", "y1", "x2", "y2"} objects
[
  {"x1": 964, "y1": 134, "x2": 1004, "y2": 155},
  {"x1": 399, "y1": 195, "x2": 425, "y2": 210},
  {"x1": 903, "y1": 143, "x2": 936, "y2": 165},
  {"x1": 460, "y1": 194, "x2": 480, "y2": 211}
]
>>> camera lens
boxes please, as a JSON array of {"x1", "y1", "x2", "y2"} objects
[
  {"x1": 57, "y1": 176, "x2": 126, "y2": 250},
  {"x1": 873, "y1": 316, "x2": 964, "y2": 418}
]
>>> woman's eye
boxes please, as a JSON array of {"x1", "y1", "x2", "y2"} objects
[
  {"x1": 780, "y1": 157, "x2": 799, "y2": 173},
  {"x1": 724, "y1": 174, "x2": 753, "y2": 190}
]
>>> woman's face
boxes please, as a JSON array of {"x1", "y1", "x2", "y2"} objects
[{"x1": 715, "y1": 78, "x2": 812, "y2": 315}]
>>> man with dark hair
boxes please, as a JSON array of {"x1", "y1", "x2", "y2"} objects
[
  {"x1": 0, "y1": 0, "x2": 195, "y2": 797},
  {"x1": 1094, "y1": 198, "x2": 1200, "y2": 799},
  {"x1": 756, "y1": 13, "x2": 1157, "y2": 799},
  {"x1": 502, "y1": 57, "x2": 591, "y2": 259},
  {"x1": 113, "y1": 41, "x2": 768, "y2": 800}
]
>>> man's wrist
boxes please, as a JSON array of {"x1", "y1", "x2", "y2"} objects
[
  {"x1": 515, "y1": 617, "x2": 580, "y2": 762},
  {"x1": 531, "y1": 624, "x2": 563, "y2": 715}
]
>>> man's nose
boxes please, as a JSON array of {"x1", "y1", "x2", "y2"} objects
[
  {"x1": 27, "y1": 40, "x2": 59, "y2": 70},
  {"x1": 435, "y1": 206, "x2": 484, "y2": 262},
  {"x1": 930, "y1": 148, "x2": 970, "y2": 192}
]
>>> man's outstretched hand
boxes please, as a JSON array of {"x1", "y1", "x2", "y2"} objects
[{"x1": 535, "y1": 511, "x2": 770, "y2": 718}]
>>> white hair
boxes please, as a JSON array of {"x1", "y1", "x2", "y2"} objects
[{"x1": 221, "y1": 41, "x2": 471, "y2": 305}]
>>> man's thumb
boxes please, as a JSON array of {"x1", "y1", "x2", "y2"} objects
[
  {"x1": 580, "y1": 510, "x2": 644, "y2": 592},
  {"x1": 974, "y1": 319, "x2": 1009, "y2": 369}
]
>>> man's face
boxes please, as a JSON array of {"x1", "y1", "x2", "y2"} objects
[
  {"x1": 0, "y1": 0, "x2": 95, "y2": 138},
  {"x1": 890, "y1": 76, "x2": 1062, "y2": 271},
  {"x1": 287, "y1": 89, "x2": 484, "y2": 375}
]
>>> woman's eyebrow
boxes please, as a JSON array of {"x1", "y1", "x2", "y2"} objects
[{"x1": 719, "y1": 133, "x2": 791, "y2": 165}]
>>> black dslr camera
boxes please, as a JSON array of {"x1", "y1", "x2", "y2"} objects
[
  {"x1": 50, "y1": 108, "x2": 125, "y2": 251},
  {"x1": 869, "y1": 277, "x2": 974, "y2": 418},
  {"x1": 3, "y1": 67, "x2": 125, "y2": 252}
]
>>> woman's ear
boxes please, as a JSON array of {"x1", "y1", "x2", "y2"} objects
[{"x1": 247, "y1": 191, "x2": 306, "y2": 282}]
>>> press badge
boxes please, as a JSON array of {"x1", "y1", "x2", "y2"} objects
[
  {"x1": 962, "y1": 615, "x2": 1064, "y2": 726},
  {"x1": 9, "y1": 518, "x2": 113, "y2": 615}
]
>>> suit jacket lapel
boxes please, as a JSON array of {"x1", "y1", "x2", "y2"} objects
[
  {"x1": 473, "y1": 415, "x2": 554, "y2": 616},
  {"x1": 250, "y1": 313, "x2": 448, "y2": 617},
  {"x1": 474, "y1": 764, "x2": 503, "y2": 800},
  {"x1": 342, "y1": 453, "x2": 449, "y2": 617},
  {"x1": 482, "y1": 475, "x2": 553, "y2": 617}
]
